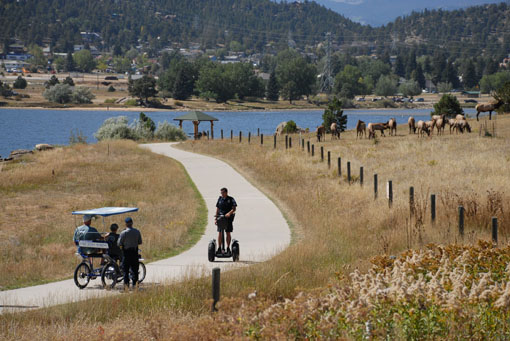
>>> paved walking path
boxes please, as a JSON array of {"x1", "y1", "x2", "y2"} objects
[{"x1": 0, "y1": 143, "x2": 291, "y2": 313}]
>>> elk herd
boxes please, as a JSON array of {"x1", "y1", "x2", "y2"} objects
[{"x1": 311, "y1": 114, "x2": 473, "y2": 142}]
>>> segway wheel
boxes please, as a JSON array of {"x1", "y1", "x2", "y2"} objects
[
  {"x1": 208, "y1": 241, "x2": 216, "y2": 262},
  {"x1": 232, "y1": 243, "x2": 240, "y2": 262}
]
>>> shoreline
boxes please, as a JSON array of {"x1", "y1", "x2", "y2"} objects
[{"x1": 0, "y1": 104, "x2": 437, "y2": 112}]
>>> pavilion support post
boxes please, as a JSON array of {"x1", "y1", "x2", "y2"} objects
[
  {"x1": 193, "y1": 121, "x2": 199, "y2": 140},
  {"x1": 210, "y1": 121, "x2": 214, "y2": 139},
  {"x1": 179, "y1": 120, "x2": 183, "y2": 129}
]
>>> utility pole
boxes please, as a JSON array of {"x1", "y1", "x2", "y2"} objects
[{"x1": 320, "y1": 32, "x2": 334, "y2": 94}]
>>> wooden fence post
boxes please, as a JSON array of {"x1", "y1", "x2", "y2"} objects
[
  {"x1": 289, "y1": 136, "x2": 292, "y2": 148},
  {"x1": 248, "y1": 132, "x2": 251, "y2": 144},
  {"x1": 212, "y1": 267, "x2": 220, "y2": 312},
  {"x1": 388, "y1": 180, "x2": 393, "y2": 208},
  {"x1": 285, "y1": 135, "x2": 288, "y2": 149},
  {"x1": 221, "y1": 129, "x2": 224, "y2": 140},
  {"x1": 301, "y1": 139, "x2": 304, "y2": 151},
  {"x1": 492, "y1": 217, "x2": 498, "y2": 244},
  {"x1": 347, "y1": 161, "x2": 351, "y2": 183},
  {"x1": 409, "y1": 186, "x2": 414, "y2": 216},
  {"x1": 374, "y1": 174, "x2": 378, "y2": 199},
  {"x1": 321, "y1": 146, "x2": 324, "y2": 162},
  {"x1": 230, "y1": 130, "x2": 233, "y2": 141},
  {"x1": 337, "y1": 157, "x2": 341, "y2": 177},
  {"x1": 273, "y1": 134, "x2": 277, "y2": 149},
  {"x1": 327, "y1": 151, "x2": 331, "y2": 168},
  {"x1": 239, "y1": 131, "x2": 242, "y2": 143},
  {"x1": 458, "y1": 206, "x2": 464, "y2": 238},
  {"x1": 360, "y1": 167, "x2": 364, "y2": 186},
  {"x1": 257, "y1": 128, "x2": 260, "y2": 136},
  {"x1": 260, "y1": 134, "x2": 264, "y2": 145},
  {"x1": 312, "y1": 144, "x2": 315, "y2": 157},
  {"x1": 431, "y1": 194, "x2": 436, "y2": 223},
  {"x1": 307, "y1": 141, "x2": 310, "y2": 154}
]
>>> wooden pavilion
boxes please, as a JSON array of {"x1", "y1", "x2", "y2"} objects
[{"x1": 174, "y1": 111, "x2": 219, "y2": 139}]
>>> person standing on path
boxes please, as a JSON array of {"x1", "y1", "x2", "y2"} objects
[
  {"x1": 215, "y1": 187, "x2": 237, "y2": 254},
  {"x1": 118, "y1": 217, "x2": 142, "y2": 290}
]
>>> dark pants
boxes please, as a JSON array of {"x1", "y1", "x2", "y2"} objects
[{"x1": 122, "y1": 248, "x2": 139, "y2": 286}]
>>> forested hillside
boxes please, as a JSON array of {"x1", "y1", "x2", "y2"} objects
[
  {"x1": 2, "y1": 0, "x2": 510, "y2": 59},
  {"x1": 382, "y1": 3, "x2": 510, "y2": 59},
  {"x1": 0, "y1": 0, "x2": 369, "y2": 53}
]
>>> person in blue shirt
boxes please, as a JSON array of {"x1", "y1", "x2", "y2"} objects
[{"x1": 215, "y1": 187, "x2": 237, "y2": 254}]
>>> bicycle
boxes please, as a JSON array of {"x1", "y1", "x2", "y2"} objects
[{"x1": 100, "y1": 250, "x2": 146, "y2": 289}]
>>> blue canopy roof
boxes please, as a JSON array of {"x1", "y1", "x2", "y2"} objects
[{"x1": 72, "y1": 207, "x2": 138, "y2": 217}]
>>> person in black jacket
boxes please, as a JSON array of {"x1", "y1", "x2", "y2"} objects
[
  {"x1": 105, "y1": 223, "x2": 122, "y2": 263},
  {"x1": 215, "y1": 187, "x2": 237, "y2": 254}
]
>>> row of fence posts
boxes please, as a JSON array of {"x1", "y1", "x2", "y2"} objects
[
  {"x1": 216, "y1": 131, "x2": 502, "y2": 243},
  {"x1": 209, "y1": 131, "x2": 501, "y2": 312}
]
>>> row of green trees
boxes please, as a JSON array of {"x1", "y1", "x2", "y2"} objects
[{"x1": 130, "y1": 50, "x2": 318, "y2": 103}]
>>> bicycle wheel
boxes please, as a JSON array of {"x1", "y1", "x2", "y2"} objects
[
  {"x1": 74, "y1": 262, "x2": 91, "y2": 289},
  {"x1": 101, "y1": 262, "x2": 120, "y2": 289},
  {"x1": 130, "y1": 262, "x2": 146, "y2": 283}
]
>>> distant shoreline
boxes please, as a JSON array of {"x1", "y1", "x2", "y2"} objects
[{"x1": 0, "y1": 104, "x2": 437, "y2": 112}]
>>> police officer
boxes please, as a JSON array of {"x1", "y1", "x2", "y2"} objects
[
  {"x1": 118, "y1": 217, "x2": 142, "y2": 290},
  {"x1": 215, "y1": 187, "x2": 237, "y2": 254}
]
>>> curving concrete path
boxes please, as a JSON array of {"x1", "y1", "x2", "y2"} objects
[{"x1": 0, "y1": 143, "x2": 290, "y2": 314}]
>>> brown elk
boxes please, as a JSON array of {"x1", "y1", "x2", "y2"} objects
[
  {"x1": 416, "y1": 120, "x2": 431, "y2": 137},
  {"x1": 356, "y1": 120, "x2": 366, "y2": 139},
  {"x1": 367, "y1": 122, "x2": 388, "y2": 139},
  {"x1": 475, "y1": 99, "x2": 503, "y2": 121},
  {"x1": 316, "y1": 125, "x2": 325, "y2": 142},
  {"x1": 330, "y1": 122, "x2": 340, "y2": 140},
  {"x1": 388, "y1": 118, "x2": 397, "y2": 136},
  {"x1": 408, "y1": 116, "x2": 416, "y2": 134}
]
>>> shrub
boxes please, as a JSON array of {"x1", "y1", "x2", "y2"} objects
[
  {"x1": 44, "y1": 75, "x2": 59, "y2": 89},
  {"x1": 174, "y1": 100, "x2": 183, "y2": 106},
  {"x1": 62, "y1": 76, "x2": 74, "y2": 86},
  {"x1": 13, "y1": 76, "x2": 27, "y2": 89},
  {"x1": 104, "y1": 98, "x2": 116, "y2": 104},
  {"x1": 94, "y1": 116, "x2": 137, "y2": 141},
  {"x1": 154, "y1": 121, "x2": 187, "y2": 141},
  {"x1": 282, "y1": 120, "x2": 298, "y2": 134},
  {"x1": 71, "y1": 87, "x2": 95, "y2": 104},
  {"x1": 125, "y1": 98, "x2": 138, "y2": 106},
  {"x1": 107, "y1": 85, "x2": 116, "y2": 92},
  {"x1": 43, "y1": 83, "x2": 72, "y2": 103},
  {"x1": 432, "y1": 94, "x2": 463, "y2": 118}
]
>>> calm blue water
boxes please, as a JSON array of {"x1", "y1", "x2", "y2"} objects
[{"x1": 0, "y1": 108, "x2": 476, "y2": 157}]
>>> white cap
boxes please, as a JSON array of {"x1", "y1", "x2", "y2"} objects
[{"x1": 83, "y1": 214, "x2": 93, "y2": 222}]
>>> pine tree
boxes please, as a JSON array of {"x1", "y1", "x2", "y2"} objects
[
  {"x1": 266, "y1": 70, "x2": 279, "y2": 101},
  {"x1": 173, "y1": 67, "x2": 194, "y2": 100},
  {"x1": 411, "y1": 63, "x2": 426, "y2": 89},
  {"x1": 445, "y1": 61, "x2": 460, "y2": 89},
  {"x1": 64, "y1": 52, "x2": 75, "y2": 72},
  {"x1": 322, "y1": 97, "x2": 347, "y2": 133},
  {"x1": 394, "y1": 56, "x2": 405, "y2": 78},
  {"x1": 484, "y1": 58, "x2": 499, "y2": 75},
  {"x1": 463, "y1": 60, "x2": 478, "y2": 89},
  {"x1": 405, "y1": 50, "x2": 417, "y2": 79}
]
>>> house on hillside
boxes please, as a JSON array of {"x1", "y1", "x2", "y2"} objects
[
  {"x1": 2, "y1": 60, "x2": 29, "y2": 72},
  {"x1": 4, "y1": 52, "x2": 31, "y2": 61}
]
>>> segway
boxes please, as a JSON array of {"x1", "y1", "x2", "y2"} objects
[{"x1": 208, "y1": 215, "x2": 239, "y2": 262}]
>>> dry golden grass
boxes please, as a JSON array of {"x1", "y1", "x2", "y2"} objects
[
  {"x1": 1, "y1": 115, "x2": 509, "y2": 340},
  {"x1": 0, "y1": 140, "x2": 205, "y2": 289}
]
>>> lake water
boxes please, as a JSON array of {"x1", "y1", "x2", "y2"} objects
[{"x1": 0, "y1": 108, "x2": 477, "y2": 157}]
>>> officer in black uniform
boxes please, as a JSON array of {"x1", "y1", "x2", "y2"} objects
[{"x1": 215, "y1": 187, "x2": 237, "y2": 254}]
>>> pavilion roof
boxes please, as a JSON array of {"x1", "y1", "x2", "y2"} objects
[{"x1": 173, "y1": 111, "x2": 218, "y2": 121}]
